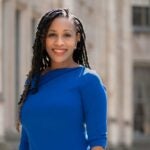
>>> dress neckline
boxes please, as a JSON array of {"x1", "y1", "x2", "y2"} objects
[{"x1": 40, "y1": 65, "x2": 84, "y2": 78}]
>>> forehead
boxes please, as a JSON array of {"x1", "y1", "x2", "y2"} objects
[{"x1": 48, "y1": 17, "x2": 76, "y2": 31}]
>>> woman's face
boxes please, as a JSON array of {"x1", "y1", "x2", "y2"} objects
[{"x1": 45, "y1": 17, "x2": 80, "y2": 67}]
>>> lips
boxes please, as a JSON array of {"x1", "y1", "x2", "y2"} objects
[{"x1": 52, "y1": 49, "x2": 67, "y2": 56}]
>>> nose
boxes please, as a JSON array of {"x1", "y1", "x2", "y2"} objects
[{"x1": 55, "y1": 36, "x2": 64, "y2": 46}]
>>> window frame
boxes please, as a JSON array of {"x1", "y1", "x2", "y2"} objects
[{"x1": 132, "y1": 6, "x2": 150, "y2": 32}]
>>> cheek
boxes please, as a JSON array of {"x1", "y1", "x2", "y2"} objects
[
  {"x1": 67, "y1": 39, "x2": 77, "y2": 48},
  {"x1": 45, "y1": 39, "x2": 52, "y2": 48}
]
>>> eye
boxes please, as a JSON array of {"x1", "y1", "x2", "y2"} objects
[
  {"x1": 47, "y1": 33, "x2": 56, "y2": 37},
  {"x1": 64, "y1": 33, "x2": 72, "y2": 37}
]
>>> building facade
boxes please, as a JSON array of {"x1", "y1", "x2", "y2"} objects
[{"x1": 0, "y1": 0, "x2": 150, "y2": 149}]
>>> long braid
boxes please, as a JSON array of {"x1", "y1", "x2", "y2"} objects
[
  {"x1": 16, "y1": 8, "x2": 91, "y2": 132},
  {"x1": 73, "y1": 16, "x2": 90, "y2": 68}
]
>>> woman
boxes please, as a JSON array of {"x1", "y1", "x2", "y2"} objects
[{"x1": 17, "y1": 8, "x2": 107, "y2": 150}]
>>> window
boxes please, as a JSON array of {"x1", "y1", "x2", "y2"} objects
[
  {"x1": 134, "y1": 84, "x2": 145, "y2": 134},
  {"x1": 134, "y1": 66, "x2": 150, "y2": 138},
  {"x1": 132, "y1": 6, "x2": 150, "y2": 32}
]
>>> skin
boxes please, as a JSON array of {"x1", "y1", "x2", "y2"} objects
[
  {"x1": 92, "y1": 146, "x2": 104, "y2": 150},
  {"x1": 45, "y1": 17, "x2": 80, "y2": 70},
  {"x1": 45, "y1": 17, "x2": 104, "y2": 150}
]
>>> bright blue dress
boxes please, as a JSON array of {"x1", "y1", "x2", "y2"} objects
[{"x1": 19, "y1": 65, "x2": 107, "y2": 150}]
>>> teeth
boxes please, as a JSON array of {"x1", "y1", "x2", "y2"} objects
[
  {"x1": 52, "y1": 49, "x2": 66, "y2": 55},
  {"x1": 54, "y1": 49, "x2": 66, "y2": 52}
]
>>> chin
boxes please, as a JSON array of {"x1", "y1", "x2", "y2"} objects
[{"x1": 51, "y1": 59, "x2": 68, "y2": 64}]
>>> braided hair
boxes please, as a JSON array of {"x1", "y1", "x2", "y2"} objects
[{"x1": 16, "y1": 8, "x2": 91, "y2": 132}]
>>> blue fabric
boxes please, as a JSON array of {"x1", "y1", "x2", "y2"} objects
[{"x1": 19, "y1": 65, "x2": 107, "y2": 150}]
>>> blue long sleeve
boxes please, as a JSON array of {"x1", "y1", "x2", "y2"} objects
[
  {"x1": 19, "y1": 66, "x2": 107, "y2": 150},
  {"x1": 19, "y1": 126, "x2": 29, "y2": 150},
  {"x1": 79, "y1": 71, "x2": 107, "y2": 149}
]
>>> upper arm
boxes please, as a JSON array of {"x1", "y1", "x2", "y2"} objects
[{"x1": 79, "y1": 72, "x2": 108, "y2": 149}]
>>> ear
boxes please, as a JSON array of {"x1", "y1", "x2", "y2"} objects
[{"x1": 76, "y1": 32, "x2": 80, "y2": 42}]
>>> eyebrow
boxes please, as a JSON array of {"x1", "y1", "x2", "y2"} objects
[{"x1": 48, "y1": 29, "x2": 73, "y2": 32}]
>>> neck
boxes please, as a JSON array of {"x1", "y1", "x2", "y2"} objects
[{"x1": 50, "y1": 61, "x2": 79, "y2": 70}]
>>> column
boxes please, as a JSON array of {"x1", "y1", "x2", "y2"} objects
[
  {"x1": 0, "y1": 0, "x2": 4, "y2": 140},
  {"x1": 93, "y1": 0, "x2": 108, "y2": 80},
  {"x1": 121, "y1": 0, "x2": 133, "y2": 147},
  {"x1": 3, "y1": 0, "x2": 17, "y2": 136},
  {"x1": 105, "y1": 0, "x2": 120, "y2": 147},
  {"x1": 19, "y1": 6, "x2": 32, "y2": 95}
]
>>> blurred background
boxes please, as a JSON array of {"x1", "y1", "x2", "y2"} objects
[{"x1": 0, "y1": 0, "x2": 150, "y2": 150}]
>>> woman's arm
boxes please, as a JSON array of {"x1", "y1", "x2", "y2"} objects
[
  {"x1": 80, "y1": 71, "x2": 108, "y2": 150},
  {"x1": 92, "y1": 146, "x2": 104, "y2": 150}
]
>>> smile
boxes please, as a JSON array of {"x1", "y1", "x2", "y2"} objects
[{"x1": 52, "y1": 49, "x2": 67, "y2": 56}]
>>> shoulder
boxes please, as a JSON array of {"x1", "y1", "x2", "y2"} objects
[
  {"x1": 78, "y1": 67, "x2": 107, "y2": 96},
  {"x1": 79, "y1": 67, "x2": 103, "y2": 87}
]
